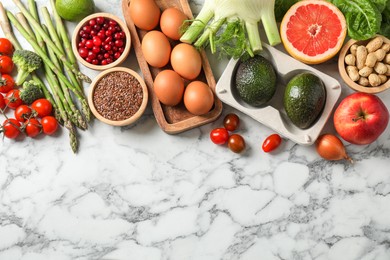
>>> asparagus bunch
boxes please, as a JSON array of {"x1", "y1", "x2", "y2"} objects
[{"x1": 0, "y1": 0, "x2": 91, "y2": 153}]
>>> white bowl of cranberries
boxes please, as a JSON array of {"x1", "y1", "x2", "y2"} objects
[{"x1": 72, "y1": 13, "x2": 131, "y2": 70}]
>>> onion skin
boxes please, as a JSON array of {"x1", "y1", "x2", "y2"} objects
[{"x1": 316, "y1": 134, "x2": 353, "y2": 163}]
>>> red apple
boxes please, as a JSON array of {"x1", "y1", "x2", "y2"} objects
[{"x1": 333, "y1": 92, "x2": 389, "y2": 145}]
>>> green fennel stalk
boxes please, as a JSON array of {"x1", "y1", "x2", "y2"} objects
[{"x1": 180, "y1": 0, "x2": 281, "y2": 59}]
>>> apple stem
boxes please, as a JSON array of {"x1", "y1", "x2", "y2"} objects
[{"x1": 352, "y1": 116, "x2": 365, "y2": 122}]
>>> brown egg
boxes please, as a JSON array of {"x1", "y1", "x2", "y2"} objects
[
  {"x1": 170, "y1": 43, "x2": 202, "y2": 80},
  {"x1": 129, "y1": 0, "x2": 161, "y2": 31},
  {"x1": 154, "y1": 70, "x2": 184, "y2": 106},
  {"x1": 160, "y1": 7, "x2": 188, "y2": 40},
  {"x1": 142, "y1": 30, "x2": 171, "y2": 68},
  {"x1": 184, "y1": 81, "x2": 214, "y2": 115}
]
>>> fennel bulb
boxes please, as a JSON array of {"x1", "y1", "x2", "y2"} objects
[{"x1": 180, "y1": 0, "x2": 281, "y2": 58}]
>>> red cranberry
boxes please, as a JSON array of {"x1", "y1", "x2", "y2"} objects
[
  {"x1": 78, "y1": 48, "x2": 88, "y2": 58},
  {"x1": 89, "y1": 19, "x2": 96, "y2": 26},
  {"x1": 87, "y1": 51, "x2": 96, "y2": 60},
  {"x1": 97, "y1": 30, "x2": 106, "y2": 39},
  {"x1": 96, "y1": 17, "x2": 105, "y2": 25},
  {"x1": 92, "y1": 46, "x2": 100, "y2": 54},
  {"x1": 114, "y1": 52, "x2": 121, "y2": 59},
  {"x1": 115, "y1": 40, "x2": 124, "y2": 47},
  {"x1": 92, "y1": 36, "x2": 102, "y2": 46},
  {"x1": 82, "y1": 25, "x2": 91, "y2": 33},
  {"x1": 104, "y1": 44, "x2": 112, "y2": 51},
  {"x1": 85, "y1": 40, "x2": 94, "y2": 49}
]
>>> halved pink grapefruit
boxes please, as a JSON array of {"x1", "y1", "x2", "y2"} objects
[{"x1": 280, "y1": 0, "x2": 347, "y2": 64}]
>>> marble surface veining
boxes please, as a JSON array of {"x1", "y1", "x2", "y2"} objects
[{"x1": 1, "y1": 0, "x2": 390, "y2": 259}]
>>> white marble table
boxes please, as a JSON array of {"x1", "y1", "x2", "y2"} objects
[{"x1": 1, "y1": 0, "x2": 390, "y2": 259}]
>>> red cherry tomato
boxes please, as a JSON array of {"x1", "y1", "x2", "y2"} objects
[
  {"x1": 25, "y1": 118, "x2": 42, "y2": 138},
  {"x1": 41, "y1": 116, "x2": 58, "y2": 135},
  {"x1": 0, "y1": 74, "x2": 15, "y2": 93},
  {"x1": 0, "y1": 55, "x2": 14, "y2": 74},
  {"x1": 2, "y1": 118, "x2": 21, "y2": 139},
  {"x1": 0, "y1": 38, "x2": 14, "y2": 56},
  {"x1": 210, "y1": 127, "x2": 229, "y2": 145},
  {"x1": 223, "y1": 113, "x2": 240, "y2": 131},
  {"x1": 262, "y1": 134, "x2": 282, "y2": 153},
  {"x1": 0, "y1": 94, "x2": 5, "y2": 110},
  {"x1": 228, "y1": 134, "x2": 245, "y2": 153},
  {"x1": 31, "y1": 98, "x2": 52, "y2": 117},
  {"x1": 14, "y1": 105, "x2": 33, "y2": 122},
  {"x1": 5, "y1": 89, "x2": 22, "y2": 109}
]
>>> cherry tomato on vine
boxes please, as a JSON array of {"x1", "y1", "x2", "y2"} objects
[
  {"x1": 0, "y1": 94, "x2": 5, "y2": 110},
  {"x1": 31, "y1": 98, "x2": 52, "y2": 118},
  {"x1": 5, "y1": 89, "x2": 22, "y2": 109},
  {"x1": 14, "y1": 105, "x2": 33, "y2": 122},
  {"x1": 210, "y1": 127, "x2": 229, "y2": 145},
  {"x1": 0, "y1": 74, "x2": 14, "y2": 93},
  {"x1": 25, "y1": 118, "x2": 42, "y2": 138},
  {"x1": 262, "y1": 134, "x2": 282, "y2": 153},
  {"x1": 228, "y1": 134, "x2": 245, "y2": 153},
  {"x1": 41, "y1": 116, "x2": 58, "y2": 135},
  {"x1": 0, "y1": 55, "x2": 14, "y2": 74},
  {"x1": 0, "y1": 38, "x2": 13, "y2": 56},
  {"x1": 223, "y1": 113, "x2": 240, "y2": 132},
  {"x1": 2, "y1": 118, "x2": 21, "y2": 139}
]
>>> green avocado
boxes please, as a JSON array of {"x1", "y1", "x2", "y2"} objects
[
  {"x1": 284, "y1": 72, "x2": 326, "y2": 129},
  {"x1": 234, "y1": 55, "x2": 277, "y2": 107}
]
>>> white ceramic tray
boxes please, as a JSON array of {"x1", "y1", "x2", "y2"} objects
[{"x1": 215, "y1": 44, "x2": 342, "y2": 146}]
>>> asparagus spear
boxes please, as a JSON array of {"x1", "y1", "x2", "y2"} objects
[
  {"x1": 7, "y1": 11, "x2": 85, "y2": 99},
  {"x1": 15, "y1": 11, "x2": 79, "y2": 152},
  {"x1": 41, "y1": 7, "x2": 90, "y2": 124},
  {"x1": 43, "y1": 24, "x2": 87, "y2": 130},
  {"x1": 11, "y1": 0, "x2": 91, "y2": 83},
  {"x1": 49, "y1": 0, "x2": 85, "y2": 98}
]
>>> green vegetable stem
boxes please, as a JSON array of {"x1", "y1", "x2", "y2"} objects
[{"x1": 180, "y1": 0, "x2": 281, "y2": 59}]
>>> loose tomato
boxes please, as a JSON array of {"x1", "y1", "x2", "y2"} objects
[
  {"x1": 223, "y1": 113, "x2": 240, "y2": 132},
  {"x1": 25, "y1": 118, "x2": 42, "y2": 138},
  {"x1": 262, "y1": 134, "x2": 282, "y2": 153},
  {"x1": 14, "y1": 105, "x2": 33, "y2": 122},
  {"x1": 31, "y1": 98, "x2": 52, "y2": 117},
  {"x1": 0, "y1": 94, "x2": 5, "y2": 110},
  {"x1": 0, "y1": 38, "x2": 13, "y2": 56},
  {"x1": 228, "y1": 134, "x2": 245, "y2": 153},
  {"x1": 2, "y1": 118, "x2": 21, "y2": 139},
  {"x1": 5, "y1": 89, "x2": 22, "y2": 109},
  {"x1": 0, "y1": 55, "x2": 14, "y2": 74},
  {"x1": 0, "y1": 74, "x2": 14, "y2": 93},
  {"x1": 210, "y1": 127, "x2": 229, "y2": 145},
  {"x1": 41, "y1": 116, "x2": 58, "y2": 135}
]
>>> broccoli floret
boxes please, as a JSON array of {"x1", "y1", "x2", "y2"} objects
[
  {"x1": 12, "y1": 50, "x2": 42, "y2": 86},
  {"x1": 20, "y1": 80, "x2": 44, "y2": 105}
]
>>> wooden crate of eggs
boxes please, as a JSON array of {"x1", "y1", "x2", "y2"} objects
[{"x1": 122, "y1": 0, "x2": 222, "y2": 134}]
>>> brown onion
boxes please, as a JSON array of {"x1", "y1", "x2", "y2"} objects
[{"x1": 315, "y1": 134, "x2": 353, "y2": 163}]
